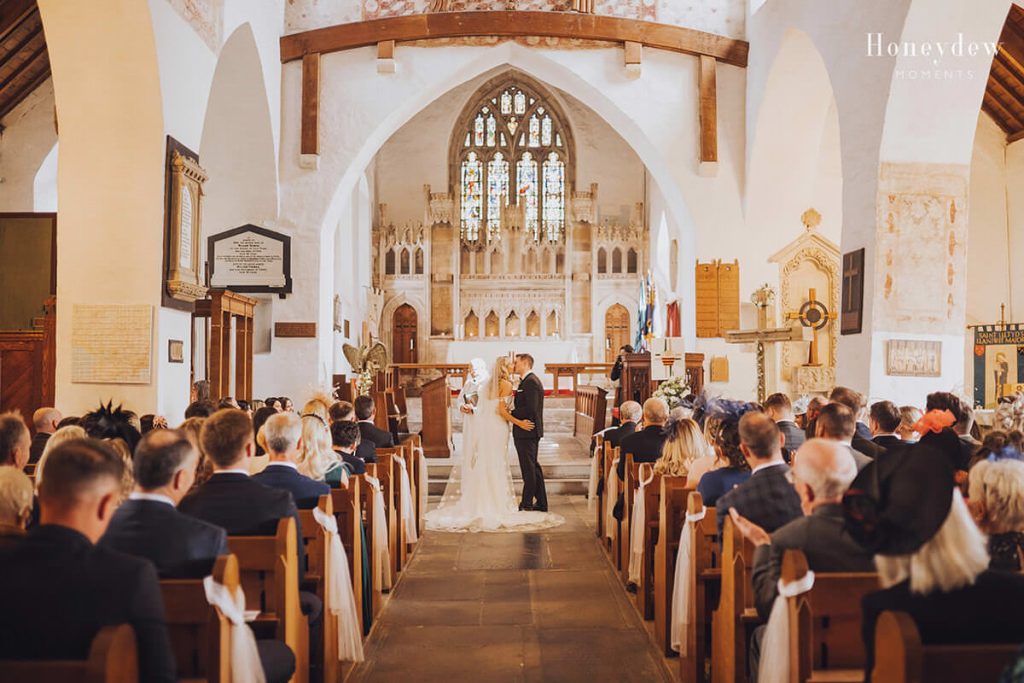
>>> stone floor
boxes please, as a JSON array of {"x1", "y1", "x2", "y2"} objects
[{"x1": 347, "y1": 496, "x2": 672, "y2": 683}]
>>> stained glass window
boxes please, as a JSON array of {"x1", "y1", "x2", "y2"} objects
[
  {"x1": 517, "y1": 152, "x2": 539, "y2": 238},
  {"x1": 456, "y1": 80, "x2": 571, "y2": 243},
  {"x1": 461, "y1": 152, "x2": 483, "y2": 241},
  {"x1": 542, "y1": 152, "x2": 564, "y2": 242},
  {"x1": 487, "y1": 153, "x2": 509, "y2": 240}
]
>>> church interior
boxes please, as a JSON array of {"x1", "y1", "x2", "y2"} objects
[{"x1": 4, "y1": 0, "x2": 1024, "y2": 681}]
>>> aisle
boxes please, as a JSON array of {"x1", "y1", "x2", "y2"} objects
[{"x1": 348, "y1": 496, "x2": 672, "y2": 683}]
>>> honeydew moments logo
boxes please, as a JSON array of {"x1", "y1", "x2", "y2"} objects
[{"x1": 867, "y1": 32, "x2": 1000, "y2": 80}]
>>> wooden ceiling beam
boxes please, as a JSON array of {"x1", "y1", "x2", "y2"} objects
[
  {"x1": 0, "y1": 41, "x2": 45, "y2": 94},
  {"x1": 0, "y1": 21, "x2": 42, "y2": 66},
  {"x1": 698, "y1": 54, "x2": 717, "y2": 166},
  {"x1": 0, "y1": 56, "x2": 48, "y2": 120},
  {"x1": 983, "y1": 92, "x2": 1023, "y2": 132},
  {"x1": 280, "y1": 11, "x2": 749, "y2": 67},
  {"x1": 987, "y1": 66, "x2": 1024, "y2": 122},
  {"x1": 0, "y1": 0, "x2": 35, "y2": 44}
]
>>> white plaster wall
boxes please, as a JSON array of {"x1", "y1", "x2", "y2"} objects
[
  {"x1": 1008, "y1": 140, "x2": 1024, "y2": 324},
  {"x1": 0, "y1": 80, "x2": 57, "y2": 212}
]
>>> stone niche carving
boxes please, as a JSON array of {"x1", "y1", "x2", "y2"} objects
[
  {"x1": 768, "y1": 210, "x2": 840, "y2": 395},
  {"x1": 424, "y1": 185, "x2": 454, "y2": 225}
]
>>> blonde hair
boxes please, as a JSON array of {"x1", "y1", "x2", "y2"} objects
[
  {"x1": 302, "y1": 392, "x2": 333, "y2": 422},
  {"x1": 655, "y1": 419, "x2": 706, "y2": 477},
  {"x1": 179, "y1": 417, "x2": 210, "y2": 485},
  {"x1": 490, "y1": 356, "x2": 512, "y2": 399},
  {"x1": 875, "y1": 489, "x2": 989, "y2": 595},
  {"x1": 968, "y1": 458, "x2": 1024, "y2": 534},
  {"x1": 0, "y1": 467, "x2": 33, "y2": 526},
  {"x1": 104, "y1": 438, "x2": 135, "y2": 502},
  {"x1": 296, "y1": 414, "x2": 337, "y2": 481},
  {"x1": 35, "y1": 425, "x2": 88, "y2": 488}
]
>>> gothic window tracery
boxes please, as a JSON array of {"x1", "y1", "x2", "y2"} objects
[{"x1": 454, "y1": 77, "x2": 573, "y2": 244}]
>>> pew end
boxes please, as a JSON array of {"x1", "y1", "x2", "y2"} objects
[{"x1": 0, "y1": 623, "x2": 139, "y2": 683}]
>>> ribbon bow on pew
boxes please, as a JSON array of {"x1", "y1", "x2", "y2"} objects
[
  {"x1": 203, "y1": 576, "x2": 266, "y2": 683},
  {"x1": 670, "y1": 506, "x2": 707, "y2": 655},
  {"x1": 313, "y1": 507, "x2": 366, "y2": 662}
]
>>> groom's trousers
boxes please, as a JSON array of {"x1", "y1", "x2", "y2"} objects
[{"x1": 514, "y1": 437, "x2": 547, "y2": 510}]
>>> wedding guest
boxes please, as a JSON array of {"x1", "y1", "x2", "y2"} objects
[
  {"x1": 925, "y1": 392, "x2": 973, "y2": 470},
  {"x1": 29, "y1": 407, "x2": 62, "y2": 464},
  {"x1": 35, "y1": 425, "x2": 88, "y2": 487},
  {"x1": 716, "y1": 411, "x2": 801, "y2": 537},
  {"x1": 0, "y1": 412, "x2": 30, "y2": 469},
  {"x1": 355, "y1": 395, "x2": 394, "y2": 448},
  {"x1": 217, "y1": 397, "x2": 239, "y2": 410},
  {"x1": 655, "y1": 417, "x2": 712, "y2": 487},
  {"x1": 255, "y1": 413, "x2": 331, "y2": 508},
  {"x1": 618, "y1": 397, "x2": 669, "y2": 480},
  {"x1": 968, "y1": 457, "x2": 1024, "y2": 571},
  {"x1": 816, "y1": 403, "x2": 874, "y2": 469},
  {"x1": 697, "y1": 412, "x2": 752, "y2": 508},
  {"x1": 0, "y1": 467, "x2": 33, "y2": 536},
  {"x1": 140, "y1": 414, "x2": 168, "y2": 434},
  {"x1": 328, "y1": 401, "x2": 377, "y2": 463},
  {"x1": 897, "y1": 405, "x2": 923, "y2": 442},
  {"x1": 869, "y1": 400, "x2": 904, "y2": 451},
  {"x1": 0, "y1": 439, "x2": 177, "y2": 682},
  {"x1": 101, "y1": 429, "x2": 228, "y2": 578},
  {"x1": 607, "y1": 401, "x2": 640, "y2": 449},
  {"x1": 265, "y1": 397, "x2": 283, "y2": 412},
  {"x1": 802, "y1": 396, "x2": 828, "y2": 439},
  {"x1": 184, "y1": 399, "x2": 216, "y2": 419},
  {"x1": 280, "y1": 397, "x2": 295, "y2": 413},
  {"x1": 609, "y1": 344, "x2": 633, "y2": 408},
  {"x1": 851, "y1": 439, "x2": 1024, "y2": 682},
  {"x1": 764, "y1": 393, "x2": 804, "y2": 458},
  {"x1": 252, "y1": 406, "x2": 277, "y2": 458},
  {"x1": 331, "y1": 421, "x2": 367, "y2": 476},
  {"x1": 237, "y1": 399, "x2": 253, "y2": 417}
]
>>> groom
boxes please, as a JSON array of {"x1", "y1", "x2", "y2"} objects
[{"x1": 512, "y1": 353, "x2": 547, "y2": 512}]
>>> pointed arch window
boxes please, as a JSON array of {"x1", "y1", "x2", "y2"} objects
[{"x1": 454, "y1": 76, "x2": 573, "y2": 244}]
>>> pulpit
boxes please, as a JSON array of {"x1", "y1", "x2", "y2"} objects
[
  {"x1": 420, "y1": 375, "x2": 453, "y2": 457},
  {"x1": 619, "y1": 351, "x2": 705, "y2": 407}
]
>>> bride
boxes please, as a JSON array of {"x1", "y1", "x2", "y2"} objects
[{"x1": 425, "y1": 356, "x2": 563, "y2": 532}]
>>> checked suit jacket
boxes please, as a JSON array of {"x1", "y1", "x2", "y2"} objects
[{"x1": 715, "y1": 462, "x2": 802, "y2": 538}]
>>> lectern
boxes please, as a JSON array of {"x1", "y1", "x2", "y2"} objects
[{"x1": 420, "y1": 375, "x2": 453, "y2": 457}]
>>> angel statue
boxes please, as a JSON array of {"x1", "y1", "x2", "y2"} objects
[{"x1": 343, "y1": 342, "x2": 389, "y2": 396}]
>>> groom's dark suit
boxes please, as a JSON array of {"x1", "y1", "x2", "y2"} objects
[{"x1": 512, "y1": 370, "x2": 547, "y2": 511}]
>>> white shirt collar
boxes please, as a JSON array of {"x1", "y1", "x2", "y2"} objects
[
  {"x1": 129, "y1": 492, "x2": 175, "y2": 507},
  {"x1": 213, "y1": 468, "x2": 250, "y2": 477},
  {"x1": 266, "y1": 461, "x2": 298, "y2": 470},
  {"x1": 751, "y1": 461, "x2": 787, "y2": 476}
]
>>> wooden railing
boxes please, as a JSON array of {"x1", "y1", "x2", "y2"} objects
[
  {"x1": 544, "y1": 362, "x2": 613, "y2": 395},
  {"x1": 573, "y1": 385, "x2": 608, "y2": 445}
]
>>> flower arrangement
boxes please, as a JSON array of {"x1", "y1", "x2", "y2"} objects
[{"x1": 653, "y1": 375, "x2": 691, "y2": 409}]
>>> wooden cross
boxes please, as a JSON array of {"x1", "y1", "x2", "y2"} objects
[
  {"x1": 785, "y1": 287, "x2": 836, "y2": 367},
  {"x1": 724, "y1": 316, "x2": 803, "y2": 403}
]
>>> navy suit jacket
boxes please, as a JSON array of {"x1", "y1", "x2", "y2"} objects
[
  {"x1": 358, "y1": 421, "x2": 394, "y2": 449},
  {"x1": 607, "y1": 421, "x2": 637, "y2": 450},
  {"x1": 253, "y1": 463, "x2": 331, "y2": 509},
  {"x1": 716, "y1": 462, "x2": 802, "y2": 538},
  {"x1": 618, "y1": 424, "x2": 667, "y2": 480},
  {"x1": 0, "y1": 525, "x2": 176, "y2": 683},
  {"x1": 100, "y1": 498, "x2": 228, "y2": 578},
  {"x1": 356, "y1": 440, "x2": 377, "y2": 464},
  {"x1": 29, "y1": 432, "x2": 50, "y2": 464},
  {"x1": 179, "y1": 472, "x2": 305, "y2": 571}
]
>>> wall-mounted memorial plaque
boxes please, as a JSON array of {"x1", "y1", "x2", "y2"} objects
[
  {"x1": 885, "y1": 339, "x2": 942, "y2": 378},
  {"x1": 71, "y1": 304, "x2": 153, "y2": 384},
  {"x1": 163, "y1": 137, "x2": 208, "y2": 309},
  {"x1": 208, "y1": 224, "x2": 292, "y2": 297}
]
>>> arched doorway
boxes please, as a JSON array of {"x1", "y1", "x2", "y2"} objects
[
  {"x1": 392, "y1": 304, "x2": 418, "y2": 363},
  {"x1": 604, "y1": 304, "x2": 630, "y2": 362}
]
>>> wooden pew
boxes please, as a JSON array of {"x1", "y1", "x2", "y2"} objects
[
  {"x1": 390, "y1": 442, "x2": 411, "y2": 569},
  {"x1": 371, "y1": 392, "x2": 390, "y2": 433},
  {"x1": 653, "y1": 476, "x2": 692, "y2": 657},
  {"x1": 331, "y1": 480, "x2": 366, "y2": 634},
  {"x1": 358, "y1": 472, "x2": 384, "y2": 617},
  {"x1": 780, "y1": 549, "x2": 878, "y2": 683},
  {"x1": 385, "y1": 387, "x2": 409, "y2": 436},
  {"x1": 300, "y1": 495, "x2": 345, "y2": 683},
  {"x1": 637, "y1": 471, "x2": 663, "y2": 620},
  {"x1": 620, "y1": 455, "x2": 638, "y2": 583},
  {"x1": 406, "y1": 433, "x2": 425, "y2": 538},
  {"x1": 369, "y1": 451, "x2": 400, "y2": 583},
  {"x1": 593, "y1": 434, "x2": 606, "y2": 541},
  {"x1": 160, "y1": 554, "x2": 236, "y2": 683},
  {"x1": 228, "y1": 518, "x2": 308, "y2": 683},
  {"x1": 711, "y1": 515, "x2": 757, "y2": 683},
  {"x1": 0, "y1": 623, "x2": 139, "y2": 683},
  {"x1": 603, "y1": 443, "x2": 621, "y2": 564},
  {"x1": 679, "y1": 492, "x2": 719, "y2": 683},
  {"x1": 872, "y1": 610, "x2": 1020, "y2": 683},
  {"x1": 420, "y1": 375, "x2": 453, "y2": 458},
  {"x1": 398, "y1": 436, "x2": 420, "y2": 553},
  {"x1": 573, "y1": 385, "x2": 608, "y2": 447}
]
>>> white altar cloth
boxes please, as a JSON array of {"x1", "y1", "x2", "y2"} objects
[{"x1": 446, "y1": 340, "x2": 578, "y2": 391}]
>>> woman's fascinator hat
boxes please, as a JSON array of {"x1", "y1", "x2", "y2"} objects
[{"x1": 842, "y1": 410, "x2": 958, "y2": 555}]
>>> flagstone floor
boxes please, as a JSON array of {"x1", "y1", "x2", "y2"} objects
[{"x1": 346, "y1": 495, "x2": 673, "y2": 683}]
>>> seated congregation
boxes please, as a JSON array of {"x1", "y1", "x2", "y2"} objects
[
  {"x1": 593, "y1": 386, "x2": 1024, "y2": 682},
  {"x1": 0, "y1": 389, "x2": 425, "y2": 683}
]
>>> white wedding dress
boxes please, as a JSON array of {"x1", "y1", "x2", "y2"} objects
[{"x1": 425, "y1": 372, "x2": 563, "y2": 533}]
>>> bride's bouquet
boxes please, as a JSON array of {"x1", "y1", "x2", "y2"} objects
[{"x1": 653, "y1": 375, "x2": 691, "y2": 409}]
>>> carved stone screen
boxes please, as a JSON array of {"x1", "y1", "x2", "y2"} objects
[{"x1": 71, "y1": 304, "x2": 153, "y2": 384}]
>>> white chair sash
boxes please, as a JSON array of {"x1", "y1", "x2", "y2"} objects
[
  {"x1": 587, "y1": 445, "x2": 602, "y2": 513},
  {"x1": 670, "y1": 507, "x2": 707, "y2": 654},
  {"x1": 627, "y1": 466, "x2": 655, "y2": 584},
  {"x1": 312, "y1": 507, "x2": 365, "y2": 663},
  {"x1": 604, "y1": 457, "x2": 620, "y2": 539},
  {"x1": 364, "y1": 475, "x2": 393, "y2": 591},
  {"x1": 203, "y1": 576, "x2": 266, "y2": 683},
  {"x1": 414, "y1": 445, "x2": 428, "y2": 537},
  {"x1": 757, "y1": 571, "x2": 816, "y2": 683},
  {"x1": 395, "y1": 456, "x2": 419, "y2": 544}
]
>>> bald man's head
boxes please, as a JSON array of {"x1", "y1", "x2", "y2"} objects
[
  {"x1": 791, "y1": 438, "x2": 857, "y2": 511},
  {"x1": 33, "y1": 407, "x2": 62, "y2": 434},
  {"x1": 738, "y1": 411, "x2": 783, "y2": 462}
]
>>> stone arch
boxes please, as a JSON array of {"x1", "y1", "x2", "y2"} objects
[
  {"x1": 464, "y1": 309, "x2": 480, "y2": 338},
  {"x1": 597, "y1": 247, "x2": 607, "y2": 273},
  {"x1": 611, "y1": 247, "x2": 623, "y2": 273},
  {"x1": 627, "y1": 247, "x2": 638, "y2": 274},
  {"x1": 400, "y1": 247, "x2": 411, "y2": 274},
  {"x1": 380, "y1": 293, "x2": 426, "y2": 357},
  {"x1": 385, "y1": 248, "x2": 396, "y2": 275},
  {"x1": 199, "y1": 23, "x2": 279, "y2": 249},
  {"x1": 415, "y1": 247, "x2": 424, "y2": 274}
]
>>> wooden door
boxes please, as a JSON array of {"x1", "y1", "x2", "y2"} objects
[
  {"x1": 605, "y1": 304, "x2": 630, "y2": 362},
  {"x1": 0, "y1": 339, "x2": 43, "y2": 428},
  {"x1": 392, "y1": 304, "x2": 418, "y2": 364}
]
